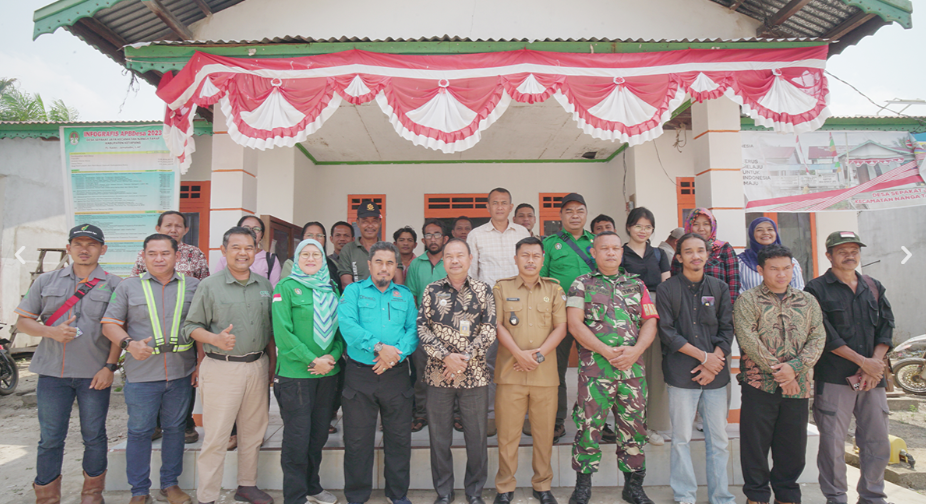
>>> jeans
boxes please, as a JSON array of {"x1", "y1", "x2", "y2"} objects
[
  {"x1": 35, "y1": 375, "x2": 111, "y2": 485},
  {"x1": 667, "y1": 385, "x2": 735, "y2": 504},
  {"x1": 274, "y1": 375, "x2": 337, "y2": 504},
  {"x1": 124, "y1": 377, "x2": 193, "y2": 496}
]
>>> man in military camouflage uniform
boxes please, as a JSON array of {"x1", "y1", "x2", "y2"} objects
[{"x1": 565, "y1": 231, "x2": 659, "y2": 504}]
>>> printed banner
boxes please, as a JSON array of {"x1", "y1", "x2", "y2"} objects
[
  {"x1": 741, "y1": 130, "x2": 926, "y2": 212},
  {"x1": 61, "y1": 125, "x2": 180, "y2": 277}
]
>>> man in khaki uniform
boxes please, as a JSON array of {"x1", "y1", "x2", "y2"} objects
[{"x1": 492, "y1": 236, "x2": 567, "y2": 504}]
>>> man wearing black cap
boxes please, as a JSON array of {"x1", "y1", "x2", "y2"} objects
[
  {"x1": 538, "y1": 193, "x2": 600, "y2": 441},
  {"x1": 805, "y1": 231, "x2": 895, "y2": 504},
  {"x1": 15, "y1": 224, "x2": 123, "y2": 504},
  {"x1": 339, "y1": 199, "x2": 404, "y2": 287}
]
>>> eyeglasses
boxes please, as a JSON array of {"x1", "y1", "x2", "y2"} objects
[
  {"x1": 299, "y1": 251, "x2": 324, "y2": 260},
  {"x1": 424, "y1": 233, "x2": 443, "y2": 240},
  {"x1": 304, "y1": 233, "x2": 326, "y2": 240},
  {"x1": 631, "y1": 225, "x2": 654, "y2": 232},
  {"x1": 242, "y1": 225, "x2": 263, "y2": 233}
]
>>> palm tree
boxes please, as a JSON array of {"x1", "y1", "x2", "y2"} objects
[{"x1": 0, "y1": 78, "x2": 79, "y2": 122}]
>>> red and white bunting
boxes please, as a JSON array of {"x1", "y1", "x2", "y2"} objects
[{"x1": 157, "y1": 47, "x2": 831, "y2": 169}]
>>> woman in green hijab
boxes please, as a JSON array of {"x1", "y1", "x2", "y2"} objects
[{"x1": 272, "y1": 238, "x2": 343, "y2": 504}]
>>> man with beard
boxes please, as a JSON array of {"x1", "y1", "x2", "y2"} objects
[
  {"x1": 406, "y1": 219, "x2": 450, "y2": 432},
  {"x1": 338, "y1": 242, "x2": 419, "y2": 504},
  {"x1": 805, "y1": 232, "x2": 895, "y2": 504},
  {"x1": 339, "y1": 200, "x2": 405, "y2": 287}
]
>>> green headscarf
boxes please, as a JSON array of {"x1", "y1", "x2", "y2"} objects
[{"x1": 289, "y1": 239, "x2": 338, "y2": 349}]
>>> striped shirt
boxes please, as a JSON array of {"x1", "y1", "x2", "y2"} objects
[
  {"x1": 737, "y1": 256, "x2": 804, "y2": 293},
  {"x1": 466, "y1": 220, "x2": 530, "y2": 288}
]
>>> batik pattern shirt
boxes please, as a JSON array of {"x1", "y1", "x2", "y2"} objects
[
  {"x1": 733, "y1": 284, "x2": 825, "y2": 398},
  {"x1": 566, "y1": 270, "x2": 659, "y2": 381},
  {"x1": 417, "y1": 276, "x2": 497, "y2": 388}
]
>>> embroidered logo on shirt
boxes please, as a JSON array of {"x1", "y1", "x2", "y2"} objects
[
  {"x1": 260, "y1": 291, "x2": 271, "y2": 297},
  {"x1": 555, "y1": 243, "x2": 562, "y2": 250},
  {"x1": 273, "y1": 293, "x2": 282, "y2": 303},
  {"x1": 393, "y1": 290, "x2": 402, "y2": 297},
  {"x1": 295, "y1": 288, "x2": 303, "y2": 295}
]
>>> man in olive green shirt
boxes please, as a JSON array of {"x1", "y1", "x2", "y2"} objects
[
  {"x1": 338, "y1": 200, "x2": 405, "y2": 287},
  {"x1": 538, "y1": 193, "x2": 597, "y2": 438},
  {"x1": 185, "y1": 227, "x2": 275, "y2": 504}
]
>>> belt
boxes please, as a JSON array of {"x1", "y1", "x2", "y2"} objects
[{"x1": 205, "y1": 351, "x2": 264, "y2": 363}]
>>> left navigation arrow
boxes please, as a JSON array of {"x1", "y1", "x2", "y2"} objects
[{"x1": 15, "y1": 246, "x2": 26, "y2": 264}]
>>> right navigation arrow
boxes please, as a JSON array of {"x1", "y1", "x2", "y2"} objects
[{"x1": 901, "y1": 246, "x2": 913, "y2": 265}]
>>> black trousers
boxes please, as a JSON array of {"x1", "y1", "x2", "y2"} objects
[
  {"x1": 274, "y1": 375, "x2": 337, "y2": 504},
  {"x1": 426, "y1": 385, "x2": 488, "y2": 499},
  {"x1": 329, "y1": 357, "x2": 346, "y2": 423},
  {"x1": 342, "y1": 358, "x2": 413, "y2": 503},
  {"x1": 740, "y1": 384, "x2": 809, "y2": 503},
  {"x1": 555, "y1": 332, "x2": 576, "y2": 425}
]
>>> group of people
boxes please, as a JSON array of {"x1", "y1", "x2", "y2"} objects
[{"x1": 17, "y1": 188, "x2": 895, "y2": 504}]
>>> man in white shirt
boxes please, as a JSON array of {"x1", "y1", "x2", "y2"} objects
[{"x1": 467, "y1": 187, "x2": 530, "y2": 435}]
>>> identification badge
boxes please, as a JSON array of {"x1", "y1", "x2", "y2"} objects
[
  {"x1": 74, "y1": 327, "x2": 83, "y2": 338},
  {"x1": 506, "y1": 297, "x2": 520, "y2": 301},
  {"x1": 459, "y1": 320, "x2": 471, "y2": 338}
]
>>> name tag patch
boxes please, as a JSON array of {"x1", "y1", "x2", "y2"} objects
[
  {"x1": 506, "y1": 297, "x2": 520, "y2": 301},
  {"x1": 701, "y1": 296, "x2": 715, "y2": 307}
]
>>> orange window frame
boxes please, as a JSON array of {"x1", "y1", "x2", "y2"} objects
[
  {"x1": 539, "y1": 193, "x2": 569, "y2": 235},
  {"x1": 179, "y1": 181, "x2": 210, "y2": 252},
  {"x1": 423, "y1": 193, "x2": 490, "y2": 219},
  {"x1": 676, "y1": 177, "x2": 696, "y2": 226}
]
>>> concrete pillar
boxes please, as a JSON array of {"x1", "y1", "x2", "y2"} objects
[
  {"x1": 256, "y1": 147, "x2": 296, "y2": 224},
  {"x1": 691, "y1": 97, "x2": 746, "y2": 249},
  {"x1": 208, "y1": 107, "x2": 258, "y2": 266}
]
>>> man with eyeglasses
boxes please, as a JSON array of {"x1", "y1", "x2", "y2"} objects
[
  {"x1": 394, "y1": 226, "x2": 418, "y2": 274},
  {"x1": 467, "y1": 187, "x2": 530, "y2": 436},
  {"x1": 406, "y1": 219, "x2": 451, "y2": 432}
]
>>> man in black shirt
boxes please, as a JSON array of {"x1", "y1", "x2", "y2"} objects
[
  {"x1": 655, "y1": 233, "x2": 735, "y2": 504},
  {"x1": 805, "y1": 231, "x2": 894, "y2": 504}
]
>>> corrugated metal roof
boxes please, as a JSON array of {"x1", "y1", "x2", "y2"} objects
[
  {"x1": 711, "y1": 0, "x2": 911, "y2": 36},
  {"x1": 92, "y1": 0, "x2": 245, "y2": 44},
  {"x1": 132, "y1": 35, "x2": 829, "y2": 46}
]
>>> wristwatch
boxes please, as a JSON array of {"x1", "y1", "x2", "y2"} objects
[
  {"x1": 535, "y1": 352, "x2": 545, "y2": 363},
  {"x1": 374, "y1": 342, "x2": 384, "y2": 357},
  {"x1": 119, "y1": 337, "x2": 132, "y2": 350},
  {"x1": 104, "y1": 363, "x2": 118, "y2": 372},
  {"x1": 462, "y1": 352, "x2": 472, "y2": 362},
  {"x1": 308, "y1": 360, "x2": 316, "y2": 369}
]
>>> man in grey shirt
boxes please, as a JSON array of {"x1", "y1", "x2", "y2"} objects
[
  {"x1": 102, "y1": 233, "x2": 199, "y2": 504},
  {"x1": 16, "y1": 224, "x2": 122, "y2": 504}
]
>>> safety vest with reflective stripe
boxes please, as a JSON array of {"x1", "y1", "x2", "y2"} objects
[{"x1": 141, "y1": 273, "x2": 192, "y2": 354}]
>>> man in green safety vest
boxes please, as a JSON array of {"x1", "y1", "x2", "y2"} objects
[{"x1": 102, "y1": 233, "x2": 200, "y2": 504}]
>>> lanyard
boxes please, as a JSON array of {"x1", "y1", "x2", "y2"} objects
[{"x1": 141, "y1": 273, "x2": 191, "y2": 354}]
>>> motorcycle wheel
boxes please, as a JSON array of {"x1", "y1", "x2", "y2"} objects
[
  {"x1": 893, "y1": 361, "x2": 926, "y2": 396},
  {"x1": 0, "y1": 352, "x2": 18, "y2": 396}
]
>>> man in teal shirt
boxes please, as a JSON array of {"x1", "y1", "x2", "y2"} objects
[
  {"x1": 405, "y1": 219, "x2": 449, "y2": 430},
  {"x1": 538, "y1": 193, "x2": 597, "y2": 440},
  {"x1": 338, "y1": 242, "x2": 418, "y2": 504}
]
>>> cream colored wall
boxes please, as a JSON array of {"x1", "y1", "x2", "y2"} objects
[
  {"x1": 192, "y1": 0, "x2": 761, "y2": 43},
  {"x1": 284, "y1": 154, "x2": 629, "y2": 255},
  {"x1": 181, "y1": 135, "x2": 213, "y2": 182},
  {"x1": 627, "y1": 132, "x2": 695, "y2": 242},
  {"x1": 813, "y1": 211, "x2": 860, "y2": 276}
]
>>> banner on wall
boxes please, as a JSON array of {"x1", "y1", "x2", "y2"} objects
[
  {"x1": 61, "y1": 125, "x2": 180, "y2": 277},
  {"x1": 741, "y1": 130, "x2": 926, "y2": 212}
]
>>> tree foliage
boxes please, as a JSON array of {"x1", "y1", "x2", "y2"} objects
[{"x1": 0, "y1": 78, "x2": 80, "y2": 122}]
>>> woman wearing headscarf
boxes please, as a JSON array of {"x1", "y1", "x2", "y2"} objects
[
  {"x1": 738, "y1": 217, "x2": 804, "y2": 293},
  {"x1": 272, "y1": 239, "x2": 343, "y2": 504},
  {"x1": 670, "y1": 208, "x2": 741, "y2": 304}
]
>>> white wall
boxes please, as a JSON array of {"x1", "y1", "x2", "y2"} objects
[
  {"x1": 192, "y1": 0, "x2": 761, "y2": 43},
  {"x1": 627, "y1": 131, "x2": 696, "y2": 241}
]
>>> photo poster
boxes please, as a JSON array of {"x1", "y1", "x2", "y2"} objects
[
  {"x1": 61, "y1": 125, "x2": 180, "y2": 277},
  {"x1": 741, "y1": 130, "x2": 926, "y2": 212}
]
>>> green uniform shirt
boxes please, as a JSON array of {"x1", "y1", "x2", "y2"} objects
[
  {"x1": 183, "y1": 268, "x2": 273, "y2": 355},
  {"x1": 338, "y1": 240, "x2": 372, "y2": 283},
  {"x1": 271, "y1": 277, "x2": 345, "y2": 379},
  {"x1": 405, "y1": 254, "x2": 446, "y2": 306},
  {"x1": 539, "y1": 230, "x2": 597, "y2": 293}
]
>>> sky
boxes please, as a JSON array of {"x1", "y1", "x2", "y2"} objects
[{"x1": 0, "y1": 0, "x2": 923, "y2": 122}]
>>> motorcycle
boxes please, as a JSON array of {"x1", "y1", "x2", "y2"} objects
[
  {"x1": 890, "y1": 334, "x2": 926, "y2": 396},
  {"x1": 0, "y1": 322, "x2": 19, "y2": 395}
]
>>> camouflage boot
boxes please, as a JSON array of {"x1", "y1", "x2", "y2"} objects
[
  {"x1": 568, "y1": 472, "x2": 592, "y2": 504},
  {"x1": 621, "y1": 471, "x2": 654, "y2": 504}
]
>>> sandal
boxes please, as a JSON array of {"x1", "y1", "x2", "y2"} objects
[
  {"x1": 453, "y1": 416, "x2": 464, "y2": 432},
  {"x1": 411, "y1": 417, "x2": 427, "y2": 432},
  {"x1": 329, "y1": 424, "x2": 338, "y2": 434}
]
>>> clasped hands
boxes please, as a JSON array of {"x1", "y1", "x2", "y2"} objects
[
  {"x1": 373, "y1": 344, "x2": 402, "y2": 375},
  {"x1": 691, "y1": 348, "x2": 725, "y2": 386}
]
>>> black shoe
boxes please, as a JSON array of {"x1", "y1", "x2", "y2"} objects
[
  {"x1": 532, "y1": 490, "x2": 558, "y2": 504},
  {"x1": 601, "y1": 423, "x2": 617, "y2": 443},
  {"x1": 493, "y1": 492, "x2": 513, "y2": 504},
  {"x1": 151, "y1": 426, "x2": 162, "y2": 441},
  {"x1": 184, "y1": 427, "x2": 199, "y2": 444},
  {"x1": 434, "y1": 492, "x2": 455, "y2": 504},
  {"x1": 553, "y1": 423, "x2": 566, "y2": 443},
  {"x1": 621, "y1": 471, "x2": 654, "y2": 504},
  {"x1": 466, "y1": 495, "x2": 485, "y2": 504},
  {"x1": 568, "y1": 472, "x2": 592, "y2": 504}
]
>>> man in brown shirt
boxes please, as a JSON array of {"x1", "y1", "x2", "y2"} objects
[{"x1": 492, "y1": 237, "x2": 567, "y2": 504}]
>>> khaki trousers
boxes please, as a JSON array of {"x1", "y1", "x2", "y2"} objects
[
  {"x1": 196, "y1": 355, "x2": 270, "y2": 503},
  {"x1": 495, "y1": 384, "x2": 557, "y2": 493}
]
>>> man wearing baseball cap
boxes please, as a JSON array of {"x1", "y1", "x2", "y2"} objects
[
  {"x1": 805, "y1": 231, "x2": 895, "y2": 504},
  {"x1": 657, "y1": 228, "x2": 684, "y2": 263},
  {"x1": 338, "y1": 199, "x2": 405, "y2": 287},
  {"x1": 15, "y1": 224, "x2": 123, "y2": 504}
]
